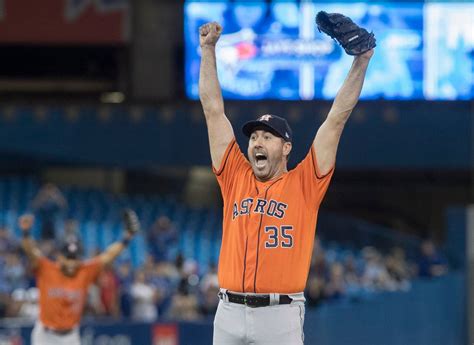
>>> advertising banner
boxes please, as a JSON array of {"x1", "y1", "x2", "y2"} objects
[{"x1": 0, "y1": 0, "x2": 128, "y2": 44}]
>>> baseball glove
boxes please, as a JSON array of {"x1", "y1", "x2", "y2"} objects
[
  {"x1": 122, "y1": 208, "x2": 140, "y2": 234},
  {"x1": 316, "y1": 11, "x2": 376, "y2": 56}
]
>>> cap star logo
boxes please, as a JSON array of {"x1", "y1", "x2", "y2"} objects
[
  {"x1": 259, "y1": 115, "x2": 272, "y2": 122},
  {"x1": 285, "y1": 132, "x2": 289, "y2": 138}
]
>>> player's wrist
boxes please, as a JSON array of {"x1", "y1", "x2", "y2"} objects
[
  {"x1": 121, "y1": 236, "x2": 131, "y2": 247},
  {"x1": 356, "y1": 50, "x2": 374, "y2": 61},
  {"x1": 122, "y1": 230, "x2": 134, "y2": 244},
  {"x1": 201, "y1": 44, "x2": 216, "y2": 50}
]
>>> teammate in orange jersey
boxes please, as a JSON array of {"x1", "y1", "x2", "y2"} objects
[
  {"x1": 18, "y1": 210, "x2": 140, "y2": 345},
  {"x1": 199, "y1": 22, "x2": 374, "y2": 344}
]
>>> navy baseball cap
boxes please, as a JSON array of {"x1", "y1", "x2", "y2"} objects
[
  {"x1": 242, "y1": 114, "x2": 293, "y2": 142},
  {"x1": 60, "y1": 237, "x2": 83, "y2": 260}
]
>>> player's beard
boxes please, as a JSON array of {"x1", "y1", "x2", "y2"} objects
[
  {"x1": 61, "y1": 263, "x2": 79, "y2": 277},
  {"x1": 252, "y1": 161, "x2": 268, "y2": 180},
  {"x1": 250, "y1": 155, "x2": 281, "y2": 181}
]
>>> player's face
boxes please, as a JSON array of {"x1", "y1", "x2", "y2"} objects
[
  {"x1": 58, "y1": 255, "x2": 81, "y2": 277},
  {"x1": 248, "y1": 130, "x2": 292, "y2": 181}
]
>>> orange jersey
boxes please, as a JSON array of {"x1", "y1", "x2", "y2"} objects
[
  {"x1": 214, "y1": 139, "x2": 333, "y2": 294},
  {"x1": 35, "y1": 256, "x2": 102, "y2": 330}
]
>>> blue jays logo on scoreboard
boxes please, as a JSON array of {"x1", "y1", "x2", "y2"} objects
[{"x1": 66, "y1": 0, "x2": 128, "y2": 20}]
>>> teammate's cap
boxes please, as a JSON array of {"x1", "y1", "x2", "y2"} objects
[
  {"x1": 60, "y1": 237, "x2": 83, "y2": 260},
  {"x1": 242, "y1": 114, "x2": 293, "y2": 142}
]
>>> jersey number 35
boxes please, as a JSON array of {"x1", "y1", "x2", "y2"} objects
[{"x1": 264, "y1": 225, "x2": 293, "y2": 248}]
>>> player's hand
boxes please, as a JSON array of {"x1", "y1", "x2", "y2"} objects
[
  {"x1": 199, "y1": 22, "x2": 222, "y2": 48},
  {"x1": 122, "y1": 209, "x2": 140, "y2": 236},
  {"x1": 18, "y1": 214, "x2": 35, "y2": 232}
]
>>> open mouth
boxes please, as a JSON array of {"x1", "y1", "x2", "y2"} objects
[{"x1": 255, "y1": 152, "x2": 267, "y2": 168}]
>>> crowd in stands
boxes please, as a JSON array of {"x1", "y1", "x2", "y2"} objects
[{"x1": 0, "y1": 183, "x2": 449, "y2": 322}]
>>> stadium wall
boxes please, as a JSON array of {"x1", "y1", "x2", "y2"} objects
[{"x1": 0, "y1": 102, "x2": 470, "y2": 169}]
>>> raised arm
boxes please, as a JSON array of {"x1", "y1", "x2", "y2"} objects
[
  {"x1": 98, "y1": 209, "x2": 140, "y2": 266},
  {"x1": 199, "y1": 22, "x2": 234, "y2": 170},
  {"x1": 19, "y1": 214, "x2": 42, "y2": 269},
  {"x1": 98, "y1": 233, "x2": 132, "y2": 266},
  {"x1": 313, "y1": 50, "x2": 374, "y2": 175}
]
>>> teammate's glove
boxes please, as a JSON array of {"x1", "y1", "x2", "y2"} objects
[
  {"x1": 316, "y1": 11, "x2": 376, "y2": 56},
  {"x1": 122, "y1": 209, "x2": 140, "y2": 235}
]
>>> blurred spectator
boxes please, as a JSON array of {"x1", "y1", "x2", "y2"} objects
[
  {"x1": 417, "y1": 240, "x2": 448, "y2": 278},
  {"x1": 143, "y1": 254, "x2": 157, "y2": 278},
  {"x1": 305, "y1": 274, "x2": 325, "y2": 308},
  {"x1": 385, "y1": 247, "x2": 412, "y2": 290},
  {"x1": 116, "y1": 260, "x2": 134, "y2": 317},
  {"x1": 150, "y1": 262, "x2": 179, "y2": 316},
  {"x1": 182, "y1": 259, "x2": 199, "y2": 279},
  {"x1": 147, "y1": 216, "x2": 177, "y2": 262},
  {"x1": 4, "y1": 251, "x2": 27, "y2": 292},
  {"x1": 199, "y1": 263, "x2": 219, "y2": 317},
  {"x1": 10, "y1": 287, "x2": 39, "y2": 319},
  {"x1": 86, "y1": 283, "x2": 105, "y2": 317},
  {"x1": 167, "y1": 277, "x2": 200, "y2": 321},
  {"x1": 343, "y1": 253, "x2": 362, "y2": 296},
  {"x1": 32, "y1": 183, "x2": 67, "y2": 240},
  {"x1": 310, "y1": 239, "x2": 328, "y2": 278},
  {"x1": 361, "y1": 247, "x2": 396, "y2": 292},
  {"x1": 174, "y1": 253, "x2": 199, "y2": 282},
  {"x1": 130, "y1": 270, "x2": 159, "y2": 322},
  {"x1": 98, "y1": 266, "x2": 120, "y2": 317},
  {"x1": 84, "y1": 245, "x2": 107, "y2": 316},
  {"x1": 0, "y1": 226, "x2": 15, "y2": 254},
  {"x1": 0, "y1": 279, "x2": 10, "y2": 317},
  {"x1": 200, "y1": 263, "x2": 218, "y2": 293},
  {"x1": 175, "y1": 253, "x2": 185, "y2": 274},
  {"x1": 324, "y1": 262, "x2": 346, "y2": 300},
  {"x1": 117, "y1": 261, "x2": 134, "y2": 290}
]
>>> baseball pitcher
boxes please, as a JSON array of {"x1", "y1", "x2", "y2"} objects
[
  {"x1": 19, "y1": 209, "x2": 140, "y2": 345},
  {"x1": 198, "y1": 12, "x2": 375, "y2": 345}
]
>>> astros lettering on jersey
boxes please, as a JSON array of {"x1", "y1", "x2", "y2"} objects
[{"x1": 214, "y1": 139, "x2": 333, "y2": 294}]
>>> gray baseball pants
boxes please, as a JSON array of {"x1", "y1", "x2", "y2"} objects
[{"x1": 213, "y1": 289, "x2": 306, "y2": 345}]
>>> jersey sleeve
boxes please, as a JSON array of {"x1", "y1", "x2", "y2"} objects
[
  {"x1": 293, "y1": 145, "x2": 334, "y2": 207},
  {"x1": 82, "y1": 258, "x2": 104, "y2": 284},
  {"x1": 212, "y1": 139, "x2": 251, "y2": 196}
]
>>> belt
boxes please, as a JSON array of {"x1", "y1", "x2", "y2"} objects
[
  {"x1": 44, "y1": 326, "x2": 74, "y2": 336},
  {"x1": 219, "y1": 291, "x2": 293, "y2": 308}
]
